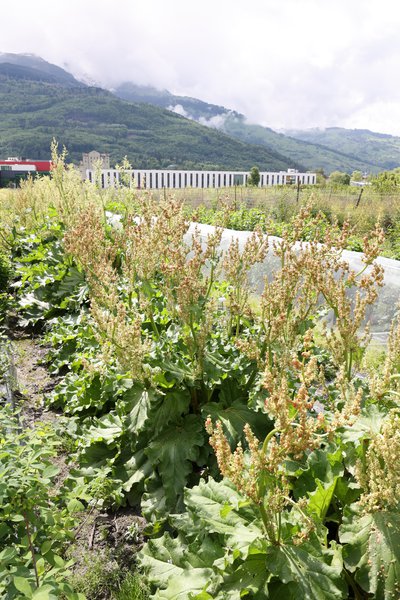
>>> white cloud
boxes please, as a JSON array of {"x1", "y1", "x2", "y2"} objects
[
  {"x1": 168, "y1": 104, "x2": 189, "y2": 118},
  {"x1": 2, "y1": 0, "x2": 400, "y2": 134},
  {"x1": 198, "y1": 114, "x2": 230, "y2": 130},
  {"x1": 168, "y1": 103, "x2": 231, "y2": 130}
]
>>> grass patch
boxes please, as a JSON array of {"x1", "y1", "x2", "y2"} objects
[
  {"x1": 68, "y1": 546, "x2": 149, "y2": 600},
  {"x1": 115, "y1": 573, "x2": 150, "y2": 600}
]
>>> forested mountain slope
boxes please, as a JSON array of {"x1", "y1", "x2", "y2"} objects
[
  {"x1": 0, "y1": 56, "x2": 300, "y2": 170},
  {"x1": 115, "y1": 81, "x2": 381, "y2": 173}
]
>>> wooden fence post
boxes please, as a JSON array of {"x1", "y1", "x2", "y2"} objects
[{"x1": 355, "y1": 187, "x2": 363, "y2": 208}]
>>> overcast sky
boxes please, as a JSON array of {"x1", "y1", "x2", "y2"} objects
[{"x1": 2, "y1": 0, "x2": 400, "y2": 134}]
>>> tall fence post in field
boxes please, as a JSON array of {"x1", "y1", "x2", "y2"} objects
[
  {"x1": 296, "y1": 179, "x2": 301, "y2": 203},
  {"x1": 355, "y1": 187, "x2": 363, "y2": 208}
]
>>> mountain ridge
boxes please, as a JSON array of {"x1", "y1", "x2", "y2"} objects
[
  {"x1": 286, "y1": 127, "x2": 400, "y2": 171},
  {"x1": 113, "y1": 82, "x2": 390, "y2": 174},
  {"x1": 1, "y1": 53, "x2": 399, "y2": 174},
  {"x1": 0, "y1": 54, "x2": 301, "y2": 171}
]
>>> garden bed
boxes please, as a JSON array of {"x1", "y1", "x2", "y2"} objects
[{"x1": 1, "y1": 157, "x2": 400, "y2": 599}]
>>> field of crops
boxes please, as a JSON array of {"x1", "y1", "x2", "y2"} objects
[
  {"x1": 1, "y1": 158, "x2": 400, "y2": 599},
  {"x1": 169, "y1": 184, "x2": 400, "y2": 259}
]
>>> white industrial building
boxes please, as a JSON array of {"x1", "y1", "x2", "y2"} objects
[{"x1": 85, "y1": 168, "x2": 316, "y2": 189}]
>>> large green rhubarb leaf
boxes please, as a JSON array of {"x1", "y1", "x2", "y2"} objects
[
  {"x1": 215, "y1": 550, "x2": 272, "y2": 599},
  {"x1": 340, "y1": 508, "x2": 400, "y2": 599},
  {"x1": 140, "y1": 534, "x2": 189, "y2": 587},
  {"x1": 140, "y1": 476, "x2": 348, "y2": 599},
  {"x1": 340, "y1": 404, "x2": 388, "y2": 445},
  {"x1": 140, "y1": 532, "x2": 222, "y2": 600},
  {"x1": 146, "y1": 415, "x2": 204, "y2": 506},
  {"x1": 201, "y1": 400, "x2": 270, "y2": 445},
  {"x1": 153, "y1": 571, "x2": 213, "y2": 600},
  {"x1": 291, "y1": 447, "x2": 344, "y2": 499},
  {"x1": 83, "y1": 412, "x2": 123, "y2": 444},
  {"x1": 148, "y1": 389, "x2": 191, "y2": 435},
  {"x1": 120, "y1": 448, "x2": 153, "y2": 492},
  {"x1": 265, "y1": 542, "x2": 346, "y2": 599},
  {"x1": 185, "y1": 478, "x2": 264, "y2": 557},
  {"x1": 308, "y1": 478, "x2": 338, "y2": 522},
  {"x1": 123, "y1": 384, "x2": 156, "y2": 433}
]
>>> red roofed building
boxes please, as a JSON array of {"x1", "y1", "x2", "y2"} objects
[{"x1": 0, "y1": 157, "x2": 52, "y2": 187}]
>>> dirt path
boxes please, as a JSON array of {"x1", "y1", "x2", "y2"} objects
[
  {"x1": 7, "y1": 332, "x2": 147, "y2": 599},
  {"x1": 11, "y1": 334, "x2": 57, "y2": 425}
]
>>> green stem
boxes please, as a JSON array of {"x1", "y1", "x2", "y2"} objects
[
  {"x1": 353, "y1": 263, "x2": 370, "y2": 280},
  {"x1": 204, "y1": 260, "x2": 216, "y2": 304},
  {"x1": 244, "y1": 337, "x2": 268, "y2": 394},
  {"x1": 189, "y1": 315, "x2": 198, "y2": 355},
  {"x1": 24, "y1": 512, "x2": 39, "y2": 588},
  {"x1": 277, "y1": 510, "x2": 282, "y2": 544},
  {"x1": 190, "y1": 387, "x2": 199, "y2": 413},
  {"x1": 148, "y1": 309, "x2": 160, "y2": 339},
  {"x1": 344, "y1": 569, "x2": 364, "y2": 600},
  {"x1": 259, "y1": 504, "x2": 276, "y2": 543},
  {"x1": 235, "y1": 314, "x2": 240, "y2": 337},
  {"x1": 262, "y1": 428, "x2": 278, "y2": 455},
  {"x1": 282, "y1": 495, "x2": 313, "y2": 527},
  {"x1": 347, "y1": 348, "x2": 353, "y2": 380}
]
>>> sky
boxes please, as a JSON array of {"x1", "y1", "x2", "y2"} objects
[{"x1": 2, "y1": 0, "x2": 400, "y2": 134}]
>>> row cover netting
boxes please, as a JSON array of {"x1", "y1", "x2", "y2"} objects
[{"x1": 187, "y1": 223, "x2": 400, "y2": 342}]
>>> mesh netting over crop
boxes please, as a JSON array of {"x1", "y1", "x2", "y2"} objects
[{"x1": 187, "y1": 223, "x2": 400, "y2": 342}]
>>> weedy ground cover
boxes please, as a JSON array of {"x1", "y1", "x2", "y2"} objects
[
  {"x1": 0, "y1": 407, "x2": 86, "y2": 599},
  {"x1": 172, "y1": 185, "x2": 400, "y2": 259},
  {"x1": 1, "y1": 153, "x2": 400, "y2": 599}
]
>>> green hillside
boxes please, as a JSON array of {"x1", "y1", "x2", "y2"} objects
[
  {"x1": 3, "y1": 53, "x2": 396, "y2": 174},
  {"x1": 222, "y1": 117, "x2": 379, "y2": 174},
  {"x1": 0, "y1": 52, "x2": 83, "y2": 87},
  {"x1": 0, "y1": 59, "x2": 301, "y2": 171},
  {"x1": 115, "y1": 81, "x2": 239, "y2": 121},
  {"x1": 287, "y1": 127, "x2": 400, "y2": 171},
  {"x1": 114, "y1": 82, "x2": 380, "y2": 174}
]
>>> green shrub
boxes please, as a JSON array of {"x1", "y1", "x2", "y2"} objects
[
  {"x1": 0, "y1": 251, "x2": 10, "y2": 292},
  {"x1": 0, "y1": 409, "x2": 84, "y2": 599}
]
